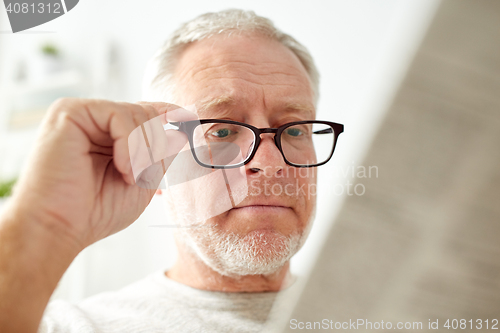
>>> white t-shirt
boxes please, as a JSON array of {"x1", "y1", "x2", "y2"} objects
[{"x1": 38, "y1": 270, "x2": 296, "y2": 333}]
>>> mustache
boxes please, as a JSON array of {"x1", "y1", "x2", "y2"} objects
[{"x1": 229, "y1": 177, "x2": 308, "y2": 201}]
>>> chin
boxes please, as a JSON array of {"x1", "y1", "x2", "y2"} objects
[{"x1": 185, "y1": 227, "x2": 305, "y2": 277}]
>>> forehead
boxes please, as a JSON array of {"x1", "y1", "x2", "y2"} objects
[{"x1": 173, "y1": 33, "x2": 315, "y2": 120}]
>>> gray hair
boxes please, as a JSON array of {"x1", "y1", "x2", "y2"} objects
[{"x1": 142, "y1": 9, "x2": 320, "y2": 104}]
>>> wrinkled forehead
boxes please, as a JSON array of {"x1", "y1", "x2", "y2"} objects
[
  {"x1": 173, "y1": 34, "x2": 316, "y2": 121},
  {"x1": 194, "y1": 95, "x2": 315, "y2": 122}
]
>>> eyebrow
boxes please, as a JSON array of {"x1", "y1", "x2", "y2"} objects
[
  {"x1": 196, "y1": 96, "x2": 315, "y2": 119},
  {"x1": 283, "y1": 102, "x2": 316, "y2": 118},
  {"x1": 196, "y1": 96, "x2": 236, "y2": 119}
]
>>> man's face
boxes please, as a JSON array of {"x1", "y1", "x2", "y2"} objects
[{"x1": 166, "y1": 33, "x2": 317, "y2": 276}]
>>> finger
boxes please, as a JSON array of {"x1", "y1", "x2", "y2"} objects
[
  {"x1": 127, "y1": 123, "x2": 152, "y2": 184},
  {"x1": 128, "y1": 103, "x2": 198, "y2": 188},
  {"x1": 136, "y1": 102, "x2": 192, "y2": 170},
  {"x1": 114, "y1": 102, "x2": 183, "y2": 185},
  {"x1": 111, "y1": 104, "x2": 152, "y2": 184},
  {"x1": 129, "y1": 118, "x2": 190, "y2": 188},
  {"x1": 47, "y1": 99, "x2": 137, "y2": 184}
]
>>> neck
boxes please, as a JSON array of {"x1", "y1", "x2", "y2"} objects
[{"x1": 166, "y1": 243, "x2": 294, "y2": 292}]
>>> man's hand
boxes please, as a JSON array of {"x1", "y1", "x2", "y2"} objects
[
  {"x1": 0, "y1": 98, "x2": 188, "y2": 333},
  {"x1": 13, "y1": 98, "x2": 188, "y2": 248}
]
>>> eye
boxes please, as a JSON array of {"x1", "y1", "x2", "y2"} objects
[
  {"x1": 285, "y1": 127, "x2": 303, "y2": 137},
  {"x1": 209, "y1": 128, "x2": 233, "y2": 138}
]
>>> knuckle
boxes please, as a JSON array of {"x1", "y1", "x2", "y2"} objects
[
  {"x1": 129, "y1": 105, "x2": 149, "y2": 124},
  {"x1": 141, "y1": 104, "x2": 157, "y2": 119},
  {"x1": 47, "y1": 98, "x2": 94, "y2": 129},
  {"x1": 112, "y1": 103, "x2": 142, "y2": 128},
  {"x1": 48, "y1": 98, "x2": 82, "y2": 122},
  {"x1": 50, "y1": 97, "x2": 77, "y2": 112},
  {"x1": 119, "y1": 102, "x2": 141, "y2": 117}
]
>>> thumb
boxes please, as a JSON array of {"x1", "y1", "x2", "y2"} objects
[{"x1": 128, "y1": 103, "x2": 198, "y2": 189}]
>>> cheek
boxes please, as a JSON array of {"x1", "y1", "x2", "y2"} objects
[
  {"x1": 163, "y1": 171, "x2": 236, "y2": 224},
  {"x1": 295, "y1": 173, "x2": 317, "y2": 217}
]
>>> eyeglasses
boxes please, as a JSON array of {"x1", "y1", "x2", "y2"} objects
[{"x1": 168, "y1": 119, "x2": 344, "y2": 169}]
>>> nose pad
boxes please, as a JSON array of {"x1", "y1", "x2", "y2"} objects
[
  {"x1": 250, "y1": 135, "x2": 286, "y2": 167},
  {"x1": 245, "y1": 140, "x2": 255, "y2": 160}
]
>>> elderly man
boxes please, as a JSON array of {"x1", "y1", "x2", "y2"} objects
[{"x1": 0, "y1": 9, "x2": 342, "y2": 333}]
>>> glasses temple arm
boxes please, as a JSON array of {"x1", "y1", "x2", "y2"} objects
[{"x1": 313, "y1": 128, "x2": 334, "y2": 135}]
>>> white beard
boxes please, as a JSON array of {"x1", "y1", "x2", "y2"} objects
[{"x1": 178, "y1": 227, "x2": 307, "y2": 277}]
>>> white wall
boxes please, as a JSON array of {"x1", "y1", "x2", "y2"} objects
[{"x1": 0, "y1": 0, "x2": 439, "y2": 301}]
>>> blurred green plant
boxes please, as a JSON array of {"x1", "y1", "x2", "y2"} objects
[
  {"x1": 41, "y1": 44, "x2": 59, "y2": 57},
  {"x1": 0, "y1": 179, "x2": 16, "y2": 198}
]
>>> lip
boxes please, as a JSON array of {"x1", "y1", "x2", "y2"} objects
[
  {"x1": 233, "y1": 205, "x2": 290, "y2": 209},
  {"x1": 231, "y1": 205, "x2": 292, "y2": 214},
  {"x1": 231, "y1": 199, "x2": 293, "y2": 214},
  {"x1": 233, "y1": 200, "x2": 291, "y2": 210}
]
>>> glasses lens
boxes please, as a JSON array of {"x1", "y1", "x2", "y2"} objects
[
  {"x1": 281, "y1": 122, "x2": 336, "y2": 166},
  {"x1": 192, "y1": 122, "x2": 255, "y2": 167}
]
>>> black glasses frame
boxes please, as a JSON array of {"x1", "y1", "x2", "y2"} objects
[{"x1": 170, "y1": 119, "x2": 344, "y2": 169}]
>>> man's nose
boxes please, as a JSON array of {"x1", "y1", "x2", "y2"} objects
[{"x1": 246, "y1": 134, "x2": 286, "y2": 176}]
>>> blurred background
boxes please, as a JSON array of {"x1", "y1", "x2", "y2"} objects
[
  {"x1": 2, "y1": 0, "x2": 498, "y2": 328},
  {"x1": 282, "y1": 0, "x2": 500, "y2": 331}
]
